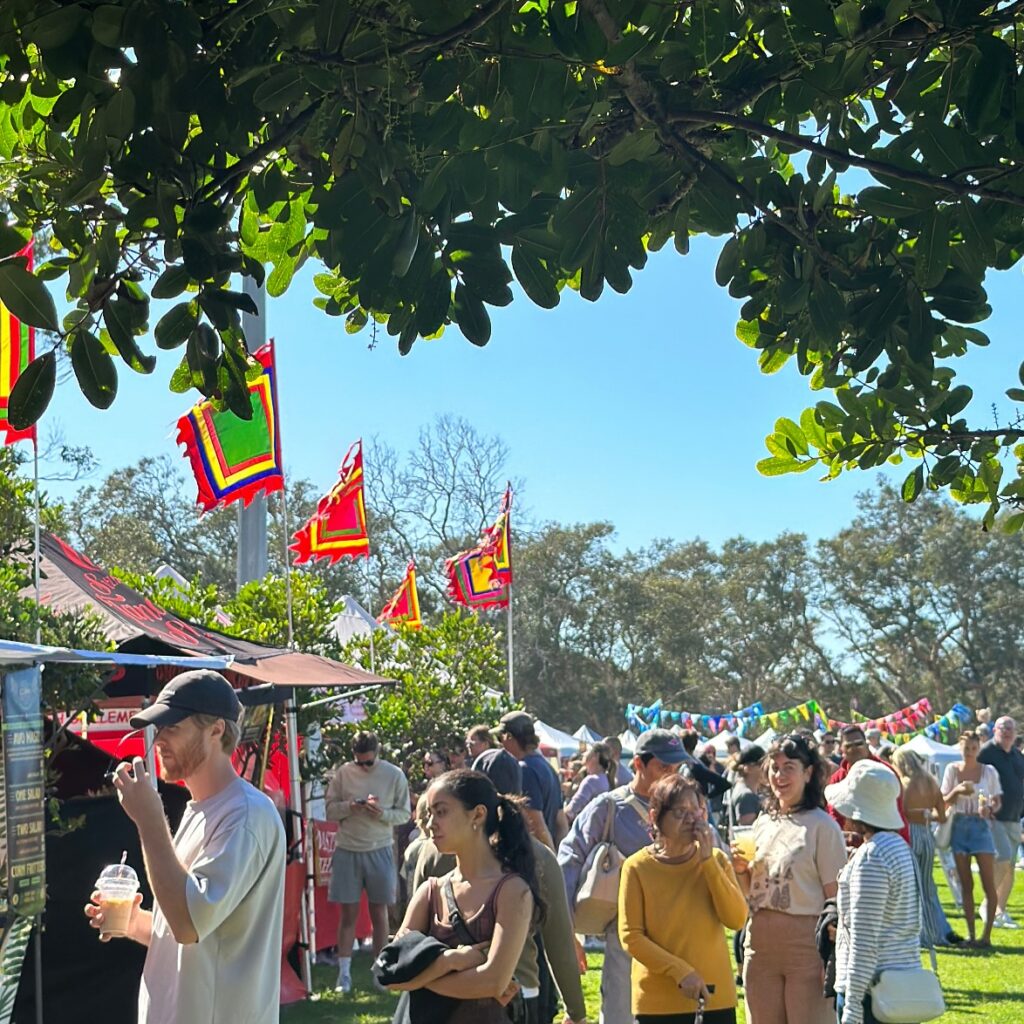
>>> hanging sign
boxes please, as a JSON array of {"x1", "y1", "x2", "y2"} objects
[{"x1": 2, "y1": 666, "x2": 45, "y2": 916}]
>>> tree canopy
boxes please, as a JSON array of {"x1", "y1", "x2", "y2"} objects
[{"x1": 2, "y1": 1, "x2": 1024, "y2": 518}]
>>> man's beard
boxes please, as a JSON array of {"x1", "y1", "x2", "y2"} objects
[{"x1": 159, "y1": 732, "x2": 208, "y2": 781}]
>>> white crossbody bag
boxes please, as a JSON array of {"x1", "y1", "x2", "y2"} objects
[{"x1": 868, "y1": 860, "x2": 946, "y2": 1023}]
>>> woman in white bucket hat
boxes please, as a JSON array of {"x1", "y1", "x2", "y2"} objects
[{"x1": 827, "y1": 761, "x2": 922, "y2": 1024}]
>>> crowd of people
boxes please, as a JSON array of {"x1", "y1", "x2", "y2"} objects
[{"x1": 82, "y1": 668, "x2": 1024, "y2": 1024}]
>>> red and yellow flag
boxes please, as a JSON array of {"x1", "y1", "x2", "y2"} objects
[
  {"x1": 0, "y1": 243, "x2": 36, "y2": 445},
  {"x1": 378, "y1": 562, "x2": 422, "y2": 630},
  {"x1": 445, "y1": 486, "x2": 512, "y2": 609},
  {"x1": 291, "y1": 440, "x2": 370, "y2": 564}
]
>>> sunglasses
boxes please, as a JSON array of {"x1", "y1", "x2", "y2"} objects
[{"x1": 355, "y1": 756, "x2": 376, "y2": 768}]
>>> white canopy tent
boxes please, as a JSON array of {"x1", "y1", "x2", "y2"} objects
[
  {"x1": 699, "y1": 730, "x2": 755, "y2": 760},
  {"x1": 535, "y1": 719, "x2": 584, "y2": 758},
  {"x1": 904, "y1": 733, "x2": 961, "y2": 780},
  {"x1": 573, "y1": 724, "x2": 602, "y2": 744}
]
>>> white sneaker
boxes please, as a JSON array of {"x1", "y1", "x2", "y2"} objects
[
  {"x1": 1000, "y1": 911, "x2": 1020, "y2": 929},
  {"x1": 335, "y1": 973, "x2": 352, "y2": 994}
]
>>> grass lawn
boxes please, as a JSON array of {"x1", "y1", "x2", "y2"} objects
[{"x1": 285, "y1": 866, "x2": 1024, "y2": 1023}]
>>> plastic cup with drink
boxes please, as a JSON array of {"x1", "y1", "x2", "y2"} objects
[
  {"x1": 95, "y1": 853, "x2": 140, "y2": 939},
  {"x1": 731, "y1": 826, "x2": 756, "y2": 868}
]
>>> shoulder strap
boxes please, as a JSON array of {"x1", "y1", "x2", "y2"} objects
[
  {"x1": 442, "y1": 876, "x2": 479, "y2": 947},
  {"x1": 907, "y1": 847, "x2": 939, "y2": 975}
]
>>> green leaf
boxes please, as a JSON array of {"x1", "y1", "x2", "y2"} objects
[
  {"x1": 70, "y1": 329, "x2": 117, "y2": 409},
  {"x1": 756, "y1": 455, "x2": 815, "y2": 476},
  {"x1": 916, "y1": 209, "x2": 949, "y2": 289},
  {"x1": 152, "y1": 265, "x2": 191, "y2": 299},
  {"x1": 90, "y1": 4, "x2": 124, "y2": 46},
  {"x1": 775, "y1": 417, "x2": 808, "y2": 456},
  {"x1": 104, "y1": 299, "x2": 156, "y2": 373},
  {"x1": 857, "y1": 187, "x2": 927, "y2": 220},
  {"x1": 414, "y1": 271, "x2": 452, "y2": 336},
  {"x1": 511, "y1": 247, "x2": 559, "y2": 309},
  {"x1": 1001, "y1": 512, "x2": 1024, "y2": 535},
  {"x1": 391, "y1": 214, "x2": 420, "y2": 278},
  {"x1": 253, "y1": 69, "x2": 306, "y2": 112},
  {"x1": 315, "y1": 0, "x2": 350, "y2": 52},
  {"x1": 834, "y1": 1, "x2": 861, "y2": 38},
  {"x1": 155, "y1": 302, "x2": 199, "y2": 350},
  {"x1": 7, "y1": 351, "x2": 56, "y2": 430},
  {"x1": 901, "y1": 465, "x2": 924, "y2": 502},
  {"x1": 0, "y1": 260, "x2": 59, "y2": 331},
  {"x1": 0, "y1": 226, "x2": 30, "y2": 261},
  {"x1": 735, "y1": 320, "x2": 761, "y2": 347},
  {"x1": 453, "y1": 283, "x2": 491, "y2": 346},
  {"x1": 809, "y1": 281, "x2": 845, "y2": 340}
]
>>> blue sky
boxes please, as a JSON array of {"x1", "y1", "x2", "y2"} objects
[{"x1": 41, "y1": 235, "x2": 1022, "y2": 551}]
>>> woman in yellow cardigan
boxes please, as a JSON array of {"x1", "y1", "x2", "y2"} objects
[{"x1": 619, "y1": 772, "x2": 748, "y2": 1024}]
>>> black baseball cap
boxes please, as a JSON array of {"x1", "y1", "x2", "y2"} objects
[
  {"x1": 130, "y1": 670, "x2": 242, "y2": 730},
  {"x1": 492, "y1": 711, "x2": 537, "y2": 743},
  {"x1": 634, "y1": 728, "x2": 688, "y2": 764}
]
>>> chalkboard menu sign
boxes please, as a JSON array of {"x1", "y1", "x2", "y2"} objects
[{"x1": 2, "y1": 666, "x2": 45, "y2": 916}]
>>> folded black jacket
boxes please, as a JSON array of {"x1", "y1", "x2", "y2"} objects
[
  {"x1": 815, "y1": 896, "x2": 838, "y2": 999},
  {"x1": 373, "y1": 930, "x2": 459, "y2": 1024}
]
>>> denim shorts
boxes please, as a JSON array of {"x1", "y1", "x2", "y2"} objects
[{"x1": 951, "y1": 814, "x2": 996, "y2": 856}]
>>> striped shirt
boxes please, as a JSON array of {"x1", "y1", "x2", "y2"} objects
[{"x1": 835, "y1": 831, "x2": 921, "y2": 1024}]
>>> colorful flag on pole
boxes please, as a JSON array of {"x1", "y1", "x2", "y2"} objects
[
  {"x1": 482, "y1": 485, "x2": 512, "y2": 586},
  {"x1": 290, "y1": 440, "x2": 370, "y2": 564},
  {"x1": 445, "y1": 545, "x2": 509, "y2": 610},
  {"x1": 0, "y1": 242, "x2": 36, "y2": 445},
  {"x1": 378, "y1": 562, "x2": 422, "y2": 630},
  {"x1": 175, "y1": 342, "x2": 284, "y2": 512}
]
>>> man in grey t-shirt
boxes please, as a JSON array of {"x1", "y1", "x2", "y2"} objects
[{"x1": 85, "y1": 671, "x2": 285, "y2": 1024}]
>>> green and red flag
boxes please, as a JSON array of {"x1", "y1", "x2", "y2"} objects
[
  {"x1": 291, "y1": 439, "x2": 370, "y2": 564},
  {"x1": 378, "y1": 562, "x2": 422, "y2": 630},
  {"x1": 175, "y1": 342, "x2": 284, "y2": 511},
  {"x1": 0, "y1": 243, "x2": 36, "y2": 445}
]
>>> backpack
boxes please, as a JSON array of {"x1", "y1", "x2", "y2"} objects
[{"x1": 573, "y1": 793, "x2": 646, "y2": 936}]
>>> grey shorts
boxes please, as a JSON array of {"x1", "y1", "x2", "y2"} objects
[
  {"x1": 329, "y1": 846, "x2": 396, "y2": 904},
  {"x1": 992, "y1": 818, "x2": 1022, "y2": 862}
]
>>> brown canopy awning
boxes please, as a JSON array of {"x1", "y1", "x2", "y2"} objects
[{"x1": 33, "y1": 531, "x2": 390, "y2": 690}]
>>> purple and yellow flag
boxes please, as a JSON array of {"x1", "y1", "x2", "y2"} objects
[
  {"x1": 175, "y1": 342, "x2": 284, "y2": 511},
  {"x1": 1, "y1": 243, "x2": 36, "y2": 445}
]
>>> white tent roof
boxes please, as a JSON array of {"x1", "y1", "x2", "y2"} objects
[
  {"x1": 535, "y1": 719, "x2": 584, "y2": 757},
  {"x1": 752, "y1": 726, "x2": 777, "y2": 747},
  {"x1": 573, "y1": 724, "x2": 601, "y2": 743},
  {"x1": 0, "y1": 639, "x2": 231, "y2": 669},
  {"x1": 332, "y1": 595, "x2": 379, "y2": 646},
  {"x1": 618, "y1": 729, "x2": 638, "y2": 753},
  {"x1": 699, "y1": 730, "x2": 755, "y2": 759},
  {"x1": 904, "y1": 733, "x2": 959, "y2": 759}
]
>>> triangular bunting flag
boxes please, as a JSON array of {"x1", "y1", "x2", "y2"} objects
[
  {"x1": 176, "y1": 342, "x2": 284, "y2": 511},
  {"x1": 290, "y1": 439, "x2": 370, "y2": 564}
]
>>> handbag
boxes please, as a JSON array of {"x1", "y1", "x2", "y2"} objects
[
  {"x1": 868, "y1": 857, "x2": 946, "y2": 1023},
  {"x1": 572, "y1": 794, "x2": 644, "y2": 935},
  {"x1": 933, "y1": 810, "x2": 955, "y2": 850}
]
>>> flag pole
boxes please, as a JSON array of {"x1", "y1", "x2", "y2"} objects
[
  {"x1": 365, "y1": 558, "x2": 376, "y2": 674},
  {"x1": 31, "y1": 437, "x2": 41, "y2": 645},
  {"x1": 506, "y1": 584, "x2": 514, "y2": 702},
  {"x1": 278, "y1": 486, "x2": 296, "y2": 651}
]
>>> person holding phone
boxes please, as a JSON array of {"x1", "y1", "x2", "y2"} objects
[{"x1": 619, "y1": 773, "x2": 747, "y2": 1023}]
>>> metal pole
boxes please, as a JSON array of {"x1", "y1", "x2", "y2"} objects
[
  {"x1": 506, "y1": 584, "x2": 514, "y2": 702},
  {"x1": 237, "y1": 276, "x2": 268, "y2": 590},
  {"x1": 285, "y1": 696, "x2": 313, "y2": 995},
  {"x1": 31, "y1": 438, "x2": 42, "y2": 1024},
  {"x1": 279, "y1": 486, "x2": 295, "y2": 651}
]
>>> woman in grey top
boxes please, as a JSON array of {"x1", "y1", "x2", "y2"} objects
[{"x1": 827, "y1": 761, "x2": 923, "y2": 1024}]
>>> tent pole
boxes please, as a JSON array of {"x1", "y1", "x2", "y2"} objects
[
  {"x1": 285, "y1": 696, "x2": 313, "y2": 995},
  {"x1": 278, "y1": 486, "x2": 295, "y2": 651}
]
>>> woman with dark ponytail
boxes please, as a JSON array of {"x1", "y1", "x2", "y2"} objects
[{"x1": 389, "y1": 769, "x2": 544, "y2": 1022}]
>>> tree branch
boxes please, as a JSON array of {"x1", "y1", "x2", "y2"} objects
[{"x1": 668, "y1": 109, "x2": 1024, "y2": 209}]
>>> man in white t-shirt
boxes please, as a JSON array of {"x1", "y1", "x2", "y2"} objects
[{"x1": 85, "y1": 670, "x2": 285, "y2": 1024}]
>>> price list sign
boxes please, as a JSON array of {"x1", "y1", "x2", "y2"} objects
[{"x1": 2, "y1": 666, "x2": 45, "y2": 917}]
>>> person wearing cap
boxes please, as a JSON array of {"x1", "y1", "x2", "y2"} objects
[
  {"x1": 558, "y1": 728, "x2": 687, "y2": 1024},
  {"x1": 827, "y1": 761, "x2": 923, "y2": 1024},
  {"x1": 864, "y1": 727, "x2": 883, "y2": 758},
  {"x1": 495, "y1": 711, "x2": 567, "y2": 850},
  {"x1": 84, "y1": 670, "x2": 285, "y2": 1024},
  {"x1": 978, "y1": 715, "x2": 1024, "y2": 929},
  {"x1": 324, "y1": 730, "x2": 411, "y2": 993},
  {"x1": 413, "y1": 761, "x2": 588, "y2": 1024}
]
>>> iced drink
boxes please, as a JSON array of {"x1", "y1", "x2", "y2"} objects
[
  {"x1": 96, "y1": 860, "x2": 140, "y2": 938},
  {"x1": 732, "y1": 827, "x2": 756, "y2": 864}
]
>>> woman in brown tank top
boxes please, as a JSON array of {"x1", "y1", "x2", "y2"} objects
[{"x1": 389, "y1": 769, "x2": 546, "y2": 1023}]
